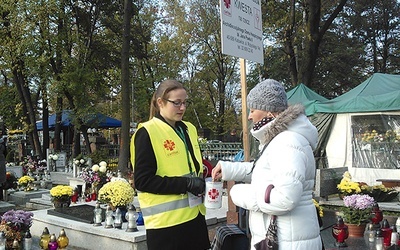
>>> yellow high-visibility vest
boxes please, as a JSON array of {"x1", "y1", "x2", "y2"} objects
[{"x1": 130, "y1": 117, "x2": 205, "y2": 229}]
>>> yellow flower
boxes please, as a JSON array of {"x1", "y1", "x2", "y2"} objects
[
  {"x1": 337, "y1": 179, "x2": 361, "y2": 195},
  {"x1": 337, "y1": 171, "x2": 362, "y2": 195},
  {"x1": 50, "y1": 185, "x2": 74, "y2": 200},
  {"x1": 313, "y1": 199, "x2": 323, "y2": 217},
  {"x1": 98, "y1": 180, "x2": 135, "y2": 207},
  {"x1": 18, "y1": 176, "x2": 34, "y2": 186}
]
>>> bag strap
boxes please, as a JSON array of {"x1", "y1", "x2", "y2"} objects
[
  {"x1": 270, "y1": 215, "x2": 277, "y2": 225},
  {"x1": 261, "y1": 214, "x2": 277, "y2": 237}
]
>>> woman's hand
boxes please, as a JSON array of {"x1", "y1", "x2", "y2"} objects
[{"x1": 211, "y1": 162, "x2": 223, "y2": 181}]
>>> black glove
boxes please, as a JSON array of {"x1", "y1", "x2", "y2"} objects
[{"x1": 186, "y1": 177, "x2": 205, "y2": 196}]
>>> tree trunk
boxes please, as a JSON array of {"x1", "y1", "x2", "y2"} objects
[
  {"x1": 73, "y1": 127, "x2": 81, "y2": 158},
  {"x1": 54, "y1": 98, "x2": 63, "y2": 151},
  {"x1": 12, "y1": 59, "x2": 42, "y2": 157},
  {"x1": 118, "y1": 0, "x2": 134, "y2": 174},
  {"x1": 300, "y1": 0, "x2": 347, "y2": 85}
]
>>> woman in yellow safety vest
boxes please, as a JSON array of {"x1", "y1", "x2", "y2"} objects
[{"x1": 130, "y1": 79, "x2": 210, "y2": 250}]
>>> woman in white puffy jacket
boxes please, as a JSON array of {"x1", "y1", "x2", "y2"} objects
[{"x1": 212, "y1": 79, "x2": 323, "y2": 250}]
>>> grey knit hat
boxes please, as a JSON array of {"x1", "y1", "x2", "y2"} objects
[{"x1": 247, "y1": 79, "x2": 288, "y2": 112}]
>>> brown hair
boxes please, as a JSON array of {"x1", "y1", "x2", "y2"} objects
[{"x1": 149, "y1": 79, "x2": 186, "y2": 120}]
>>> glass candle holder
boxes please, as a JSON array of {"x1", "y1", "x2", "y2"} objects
[
  {"x1": 23, "y1": 230, "x2": 33, "y2": 250},
  {"x1": 114, "y1": 208, "x2": 122, "y2": 229},
  {"x1": 57, "y1": 229, "x2": 69, "y2": 249},
  {"x1": 93, "y1": 203, "x2": 103, "y2": 226},
  {"x1": 125, "y1": 204, "x2": 138, "y2": 232},
  {"x1": 371, "y1": 203, "x2": 383, "y2": 228},
  {"x1": 0, "y1": 231, "x2": 6, "y2": 250},
  {"x1": 332, "y1": 216, "x2": 348, "y2": 247},
  {"x1": 104, "y1": 205, "x2": 114, "y2": 228}
]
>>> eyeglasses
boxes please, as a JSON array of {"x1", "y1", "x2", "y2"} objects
[{"x1": 163, "y1": 98, "x2": 190, "y2": 108}]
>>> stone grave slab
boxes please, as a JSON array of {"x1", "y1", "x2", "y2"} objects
[
  {"x1": 47, "y1": 204, "x2": 105, "y2": 224},
  {"x1": 9, "y1": 189, "x2": 50, "y2": 206}
]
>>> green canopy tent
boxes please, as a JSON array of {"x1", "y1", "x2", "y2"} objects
[
  {"x1": 315, "y1": 73, "x2": 400, "y2": 114},
  {"x1": 286, "y1": 83, "x2": 328, "y2": 116},
  {"x1": 313, "y1": 73, "x2": 400, "y2": 185}
]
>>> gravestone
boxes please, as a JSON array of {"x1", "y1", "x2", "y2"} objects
[
  {"x1": 6, "y1": 166, "x2": 23, "y2": 177},
  {"x1": 315, "y1": 167, "x2": 348, "y2": 200},
  {"x1": 55, "y1": 152, "x2": 67, "y2": 171}
]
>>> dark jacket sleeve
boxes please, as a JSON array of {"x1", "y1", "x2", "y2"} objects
[{"x1": 133, "y1": 127, "x2": 188, "y2": 194}]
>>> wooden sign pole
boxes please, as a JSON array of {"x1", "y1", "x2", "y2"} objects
[{"x1": 226, "y1": 58, "x2": 250, "y2": 224}]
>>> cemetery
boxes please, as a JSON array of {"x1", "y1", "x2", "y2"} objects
[
  {"x1": 0, "y1": 140, "x2": 233, "y2": 250},
  {"x1": 0, "y1": 160, "x2": 227, "y2": 250},
  {"x1": 2, "y1": 73, "x2": 400, "y2": 249}
]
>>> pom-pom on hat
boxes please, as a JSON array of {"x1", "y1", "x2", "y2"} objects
[{"x1": 247, "y1": 79, "x2": 288, "y2": 112}]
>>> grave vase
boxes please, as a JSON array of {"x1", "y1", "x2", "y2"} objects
[
  {"x1": 53, "y1": 199, "x2": 71, "y2": 209},
  {"x1": 109, "y1": 204, "x2": 128, "y2": 222}
]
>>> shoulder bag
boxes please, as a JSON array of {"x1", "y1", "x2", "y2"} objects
[{"x1": 254, "y1": 214, "x2": 278, "y2": 250}]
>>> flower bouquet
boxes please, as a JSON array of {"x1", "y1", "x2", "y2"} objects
[
  {"x1": 48, "y1": 154, "x2": 59, "y2": 161},
  {"x1": 337, "y1": 171, "x2": 398, "y2": 201},
  {"x1": 98, "y1": 180, "x2": 135, "y2": 208},
  {"x1": 50, "y1": 185, "x2": 74, "y2": 207},
  {"x1": 73, "y1": 154, "x2": 88, "y2": 169},
  {"x1": 337, "y1": 171, "x2": 361, "y2": 196},
  {"x1": 361, "y1": 184, "x2": 399, "y2": 202},
  {"x1": 0, "y1": 210, "x2": 34, "y2": 248},
  {"x1": 20, "y1": 155, "x2": 47, "y2": 174},
  {"x1": 341, "y1": 194, "x2": 375, "y2": 226},
  {"x1": 17, "y1": 176, "x2": 35, "y2": 190},
  {"x1": 80, "y1": 161, "x2": 112, "y2": 188}
]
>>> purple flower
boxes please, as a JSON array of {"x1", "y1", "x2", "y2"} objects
[
  {"x1": 343, "y1": 194, "x2": 375, "y2": 210},
  {"x1": 1, "y1": 210, "x2": 34, "y2": 232}
]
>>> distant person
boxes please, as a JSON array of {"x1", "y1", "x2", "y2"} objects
[
  {"x1": 212, "y1": 79, "x2": 322, "y2": 249},
  {"x1": 130, "y1": 79, "x2": 210, "y2": 250},
  {"x1": 224, "y1": 128, "x2": 240, "y2": 142},
  {"x1": 0, "y1": 130, "x2": 7, "y2": 200}
]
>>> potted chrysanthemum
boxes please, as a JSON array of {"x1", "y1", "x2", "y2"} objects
[
  {"x1": 17, "y1": 176, "x2": 35, "y2": 191},
  {"x1": 0, "y1": 210, "x2": 34, "y2": 249},
  {"x1": 340, "y1": 194, "x2": 375, "y2": 237},
  {"x1": 98, "y1": 180, "x2": 135, "y2": 209},
  {"x1": 50, "y1": 185, "x2": 74, "y2": 208}
]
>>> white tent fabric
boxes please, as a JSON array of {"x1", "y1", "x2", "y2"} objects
[{"x1": 325, "y1": 112, "x2": 400, "y2": 185}]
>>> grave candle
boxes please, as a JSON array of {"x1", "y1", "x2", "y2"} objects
[
  {"x1": 125, "y1": 204, "x2": 138, "y2": 232},
  {"x1": 104, "y1": 205, "x2": 114, "y2": 228},
  {"x1": 0, "y1": 231, "x2": 5, "y2": 250},
  {"x1": 23, "y1": 230, "x2": 33, "y2": 250},
  {"x1": 57, "y1": 229, "x2": 69, "y2": 249},
  {"x1": 48, "y1": 234, "x2": 58, "y2": 250},
  {"x1": 114, "y1": 208, "x2": 122, "y2": 229},
  {"x1": 93, "y1": 203, "x2": 103, "y2": 226},
  {"x1": 39, "y1": 227, "x2": 51, "y2": 249}
]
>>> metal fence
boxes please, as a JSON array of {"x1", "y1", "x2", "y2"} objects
[
  {"x1": 18, "y1": 142, "x2": 243, "y2": 164},
  {"x1": 200, "y1": 142, "x2": 242, "y2": 161}
]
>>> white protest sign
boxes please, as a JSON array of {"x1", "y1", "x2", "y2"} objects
[{"x1": 220, "y1": 0, "x2": 263, "y2": 64}]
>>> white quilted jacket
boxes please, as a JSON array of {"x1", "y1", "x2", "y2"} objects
[{"x1": 219, "y1": 105, "x2": 323, "y2": 250}]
